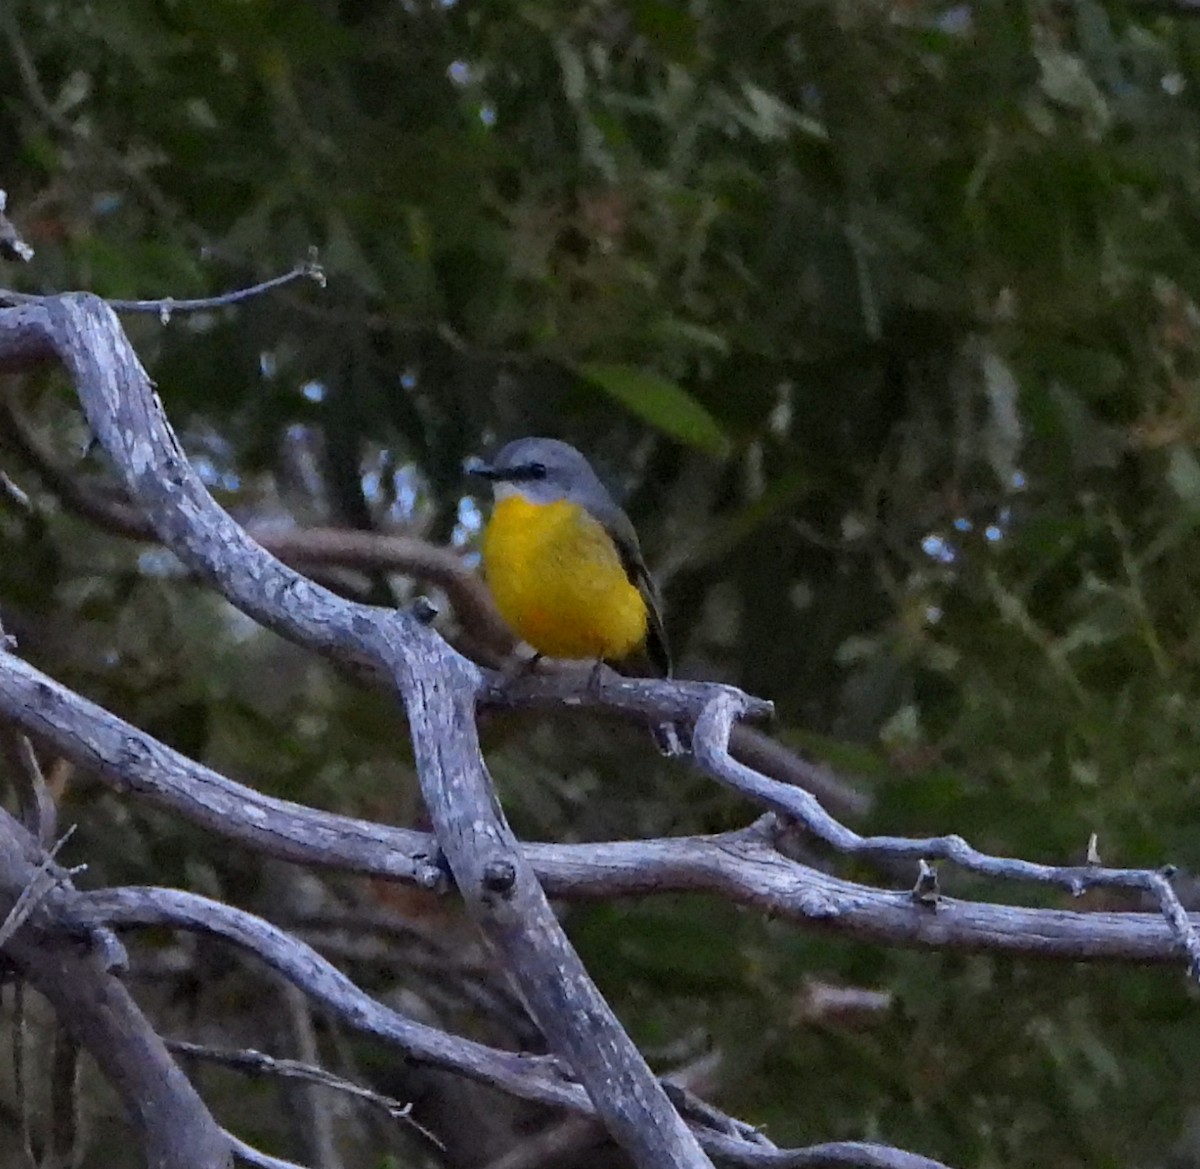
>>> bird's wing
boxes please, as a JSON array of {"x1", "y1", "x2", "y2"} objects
[{"x1": 605, "y1": 512, "x2": 672, "y2": 679}]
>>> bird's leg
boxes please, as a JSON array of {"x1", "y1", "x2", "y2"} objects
[
  {"x1": 587, "y1": 658, "x2": 606, "y2": 694},
  {"x1": 499, "y1": 652, "x2": 543, "y2": 685}
]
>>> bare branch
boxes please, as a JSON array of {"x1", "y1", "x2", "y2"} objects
[
  {"x1": 2, "y1": 285, "x2": 1194, "y2": 1166},
  {"x1": 0, "y1": 262, "x2": 326, "y2": 319},
  {"x1": 0, "y1": 647, "x2": 1196, "y2": 967},
  {"x1": 164, "y1": 1038, "x2": 439, "y2": 1145},
  {"x1": 61, "y1": 885, "x2": 950, "y2": 1169},
  {"x1": 693, "y1": 693, "x2": 1200, "y2": 980},
  {"x1": 0, "y1": 811, "x2": 231, "y2": 1169},
  {"x1": 0, "y1": 190, "x2": 34, "y2": 263},
  {"x1": 11, "y1": 292, "x2": 741, "y2": 1168},
  {"x1": 105, "y1": 258, "x2": 327, "y2": 315},
  {"x1": 65, "y1": 885, "x2": 585, "y2": 1113}
]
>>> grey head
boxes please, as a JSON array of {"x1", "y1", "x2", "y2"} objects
[{"x1": 468, "y1": 437, "x2": 621, "y2": 521}]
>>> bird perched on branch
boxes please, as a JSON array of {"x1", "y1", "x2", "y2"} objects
[{"x1": 469, "y1": 437, "x2": 671, "y2": 679}]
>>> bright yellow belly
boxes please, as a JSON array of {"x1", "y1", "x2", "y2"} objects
[{"x1": 481, "y1": 496, "x2": 648, "y2": 662}]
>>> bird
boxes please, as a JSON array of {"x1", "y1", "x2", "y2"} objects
[{"x1": 468, "y1": 437, "x2": 671, "y2": 679}]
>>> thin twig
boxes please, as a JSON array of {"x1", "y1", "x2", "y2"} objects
[
  {"x1": 0, "y1": 190, "x2": 35, "y2": 263},
  {"x1": 693, "y1": 692, "x2": 1200, "y2": 983},
  {"x1": 105, "y1": 258, "x2": 326, "y2": 315},
  {"x1": 165, "y1": 1037, "x2": 441, "y2": 1147},
  {"x1": 0, "y1": 258, "x2": 326, "y2": 316},
  {"x1": 0, "y1": 823, "x2": 77, "y2": 949}
]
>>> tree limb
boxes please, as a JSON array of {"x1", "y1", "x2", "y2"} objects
[
  {"x1": 5, "y1": 290, "x2": 719, "y2": 1167},
  {"x1": 62, "y1": 883, "x2": 951, "y2": 1169},
  {"x1": 0, "y1": 382, "x2": 867, "y2": 818},
  {"x1": 2, "y1": 284, "x2": 1194, "y2": 1168},
  {"x1": 693, "y1": 692, "x2": 1200, "y2": 978},
  {"x1": 0, "y1": 645, "x2": 1195, "y2": 966},
  {"x1": 0, "y1": 810, "x2": 231, "y2": 1169}
]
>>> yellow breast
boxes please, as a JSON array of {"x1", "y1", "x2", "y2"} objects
[{"x1": 481, "y1": 495, "x2": 648, "y2": 662}]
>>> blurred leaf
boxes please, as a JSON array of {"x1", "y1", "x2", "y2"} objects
[
  {"x1": 581, "y1": 362, "x2": 729, "y2": 453},
  {"x1": 1166, "y1": 445, "x2": 1200, "y2": 515}
]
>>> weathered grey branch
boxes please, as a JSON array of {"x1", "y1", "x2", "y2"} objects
[
  {"x1": 0, "y1": 189, "x2": 34, "y2": 263},
  {"x1": 3, "y1": 282, "x2": 1197, "y2": 1168},
  {"x1": 693, "y1": 692, "x2": 1200, "y2": 977},
  {"x1": 7, "y1": 291, "x2": 719, "y2": 1168},
  {"x1": 0, "y1": 811, "x2": 231, "y2": 1169},
  {"x1": 59, "y1": 884, "x2": 951, "y2": 1169},
  {"x1": 0, "y1": 644, "x2": 1195, "y2": 965},
  {"x1": 164, "y1": 1038, "x2": 437, "y2": 1143},
  {"x1": 0, "y1": 392, "x2": 867, "y2": 818}
]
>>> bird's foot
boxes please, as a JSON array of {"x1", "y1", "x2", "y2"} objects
[{"x1": 587, "y1": 659, "x2": 607, "y2": 695}]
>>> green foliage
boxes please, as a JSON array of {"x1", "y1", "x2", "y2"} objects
[
  {"x1": 581, "y1": 362, "x2": 729, "y2": 452},
  {"x1": 5, "y1": 0, "x2": 1200, "y2": 1165}
]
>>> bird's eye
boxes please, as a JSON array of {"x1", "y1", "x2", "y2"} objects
[{"x1": 526, "y1": 462, "x2": 548, "y2": 480}]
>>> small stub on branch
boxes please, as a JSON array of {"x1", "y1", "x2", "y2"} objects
[
  {"x1": 653, "y1": 720, "x2": 686, "y2": 758},
  {"x1": 0, "y1": 824, "x2": 78, "y2": 949},
  {"x1": 0, "y1": 191, "x2": 35, "y2": 263},
  {"x1": 1086, "y1": 832, "x2": 1102, "y2": 866},
  {"x1": 303, "y1": 246, "x2": 327, "y2": 287},
  {"x1": 411, "y1": 595, "x2": 440, "y2": 625},
  {"x1": 911, "y1": 858, "x2": 940, "y2": 908},
  {"x1": 482, "y1": 857, "x2": 517, "y2": 898},
  {"x1": 413, "y1": 851, "x2": 452, "y2": 892}
]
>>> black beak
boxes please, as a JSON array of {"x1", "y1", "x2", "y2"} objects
[{"x1": 465, "y1": 456, "x2": 501, "y2": 480}]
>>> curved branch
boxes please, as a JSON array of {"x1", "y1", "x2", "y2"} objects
[
  {"x1": 0, "y1": 646, "x2": 1193, "y2": 966},
  {"x1": 9, "y1": 292, "x2": 718, "y2": 1168},
  {"x1": 0, "y1": 812, "x2": 231, "y2": 1169},
  {"x1": 0, "y1": 399, "x2": 869, "y2": 818},
  {"x1": 63, "y1": 884, "x2": 952, "y2": 1169},
  {"x1": 2, "y1": 287, "x2": 1191, "y2": 1166},
  {"x1": 693, "y1": 693, "x2": 1200, "y2": 976}
]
